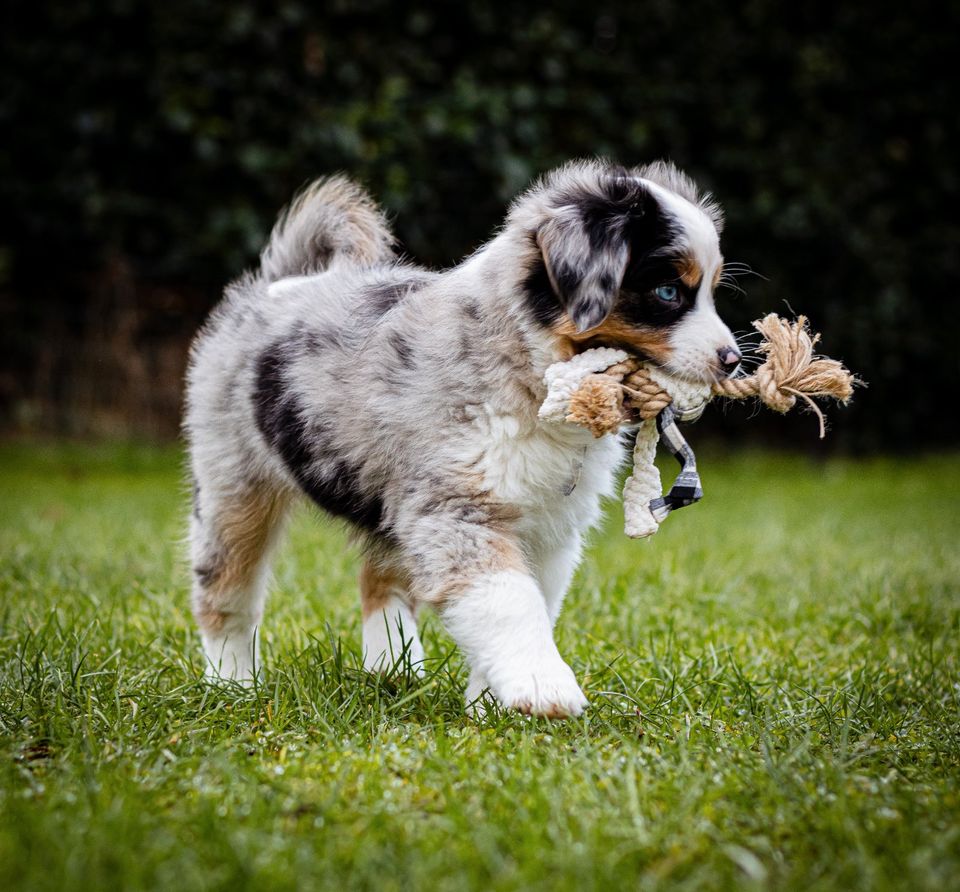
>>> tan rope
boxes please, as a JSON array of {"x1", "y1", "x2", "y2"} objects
[
  {"x1": 621, "y1": 368, "x2": 672, "y2": 420},
  {"x1": 606, "y1": 315, "x2": 857, "y2": 438}
]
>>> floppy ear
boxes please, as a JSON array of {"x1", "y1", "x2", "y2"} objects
[{"x1": 536, "y1": 204, "x2": 631, "y2": 333}]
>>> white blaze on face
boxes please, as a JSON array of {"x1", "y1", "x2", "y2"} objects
[
  {"x1": 666, "y1": 289, "x2": 737, "y2": 383},
  {"x1": 642, "y1": 180, "x2": 737, "y2": 383}
]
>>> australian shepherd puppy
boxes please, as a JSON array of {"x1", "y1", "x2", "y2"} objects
[{"x1": 184, "y1": 159, "x2": 740, "y2": 717}]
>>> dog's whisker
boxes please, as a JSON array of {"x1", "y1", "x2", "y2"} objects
[
  {"x1": 718, "y1": 282, "x2": 747, "y2": 296},
  {"x1": 722, "y1": 262, "x2": 759, "y2": 274},
  {"x1": 721, "y1": 263, "x2": 768, "y2": 284}
]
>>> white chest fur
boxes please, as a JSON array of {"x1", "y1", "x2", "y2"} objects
[{"x1": 472, "y1": 404, "x2": 623, "y2": 548}]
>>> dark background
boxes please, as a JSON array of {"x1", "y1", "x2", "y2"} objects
[{"x1": 1, "y1": 0, "x2": 957, "y2": 449}]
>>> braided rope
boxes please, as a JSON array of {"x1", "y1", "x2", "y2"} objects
[
  {"x1": 617, "y1": 314, "x2": 855, "y2": 438},
  {"x1": 620, "y1": 368, "x2": 671, "y2": 420}
]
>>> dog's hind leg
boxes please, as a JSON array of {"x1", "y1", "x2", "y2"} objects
[
  {"x1": 189, "y1": 477, "x2": 291, "y2": 682},
  {"x1": 359, "y1": 559, "x2": 424, "y2": 675}
]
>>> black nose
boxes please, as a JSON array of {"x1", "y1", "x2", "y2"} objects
[{"x1": 717, "y1": 346, "x2": 742, "y2": 375}]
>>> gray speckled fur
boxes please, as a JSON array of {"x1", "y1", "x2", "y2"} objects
[{"x1": 184, "y1": 160, "x2": 735, "y2": 715}]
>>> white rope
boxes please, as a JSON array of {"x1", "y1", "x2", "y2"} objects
[
  {"x1": 538, "y1": 347, "x2": 630, "y2": 423},
  {"x1": 622, "y1": 419, "x2": 662, "y2": 538}
]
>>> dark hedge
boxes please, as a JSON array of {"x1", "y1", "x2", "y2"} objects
[{"x1": 1, "y1": 1, "x2": 957, "y2": 446}]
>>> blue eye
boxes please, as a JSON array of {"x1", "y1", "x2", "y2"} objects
[{"x1": 654, "y1": 284, "x2": 680, "y2": 303}]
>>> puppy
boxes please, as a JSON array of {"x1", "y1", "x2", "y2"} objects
[{"x1": 184, "y1": 159, "x2": 740, "y2": 717}]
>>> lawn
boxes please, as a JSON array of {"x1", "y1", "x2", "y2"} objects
[{"x1": 1, "y1": 442, "x2": 958, "y2": 891}]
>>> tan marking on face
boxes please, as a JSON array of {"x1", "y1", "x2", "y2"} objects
[
  {"x1": 553, "y1": 316, "x2": 674, "y2": 364},
  {"x1": 554, "y1": 338, "x2": 578, "y2": 361},
  {"x1": 712, "y1": 264, "x2": 724, "y2": 289},
  {"x1": 359, "y1": 560, "x2": 411, "y2": 619},
  {"x1": 674, "y1": 255, "x2": 703, "y2": 289}
]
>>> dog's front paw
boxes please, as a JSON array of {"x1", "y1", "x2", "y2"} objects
[{"x1": 489, "y1": 660, "x2": 588, "y2": 718}]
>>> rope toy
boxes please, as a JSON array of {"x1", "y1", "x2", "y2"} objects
[{"x1": 539, "y1": 314, "x2": 857, "y2": 539}]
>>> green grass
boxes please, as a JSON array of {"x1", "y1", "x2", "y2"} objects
[{"x1": 1, "y1": 442, "x2": 959, "y2": 891}]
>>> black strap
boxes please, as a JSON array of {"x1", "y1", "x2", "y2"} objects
[{"x1": 648, "y1": 406, "x2": 703, "y2": 522}]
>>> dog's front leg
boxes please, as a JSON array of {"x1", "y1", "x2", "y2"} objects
[
  {"x1": 463, "y1": 534, "x2": 584, "y2": 713},
  {"x1": 398, "y1": 508, "x2": 586, "y2": 717},
  {"x1": 439, "y1": 568, "x2": 587, "y2": 718}
]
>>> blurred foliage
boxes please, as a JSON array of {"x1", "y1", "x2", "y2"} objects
[{"x1": 1, "y1": 0, "x2": 958, "y2": 447}]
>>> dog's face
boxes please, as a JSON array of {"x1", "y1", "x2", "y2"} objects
[{"x1": 524, "y1": 163, "x2": 740, "y2": 383}]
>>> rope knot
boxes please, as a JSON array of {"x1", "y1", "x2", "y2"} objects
[
  {"x1": 756, "y1": 365, "x2": 796, "y2": 413},
  {"x1": 710, "y1": 314, "x2": 856, "y2": 436}
]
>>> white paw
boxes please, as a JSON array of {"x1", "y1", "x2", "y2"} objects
[
  {"x1": 363, "y1": 643, "x2": 426, "y2": 676},
  {"x1": 489, "y1": 660, "x2": 588, "y2": 718},
  {"x1": 201, "y1": 634, "x2": 258, "y2": 685},
  {"x1": 362, "y1": 602, "x2": 425, "y2": 676}
]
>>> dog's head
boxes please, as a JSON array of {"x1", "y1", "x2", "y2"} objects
[{"x1": 516, "y1": 160, "x2": 740, "y2": 383}]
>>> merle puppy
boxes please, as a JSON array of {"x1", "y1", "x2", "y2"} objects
[{"x1": 184, "y1": 159, "x2": 740, "y2": 717}]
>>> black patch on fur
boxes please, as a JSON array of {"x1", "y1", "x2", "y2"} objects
[
  {"x1": 253, "y1": 342, "x2": 384, "y2": 531},
  {"x1": 364, "y1": 277, "x2": 430, "y2": 318},
  {"x1": 613, "y1": 181, "x2": 694, "y2": 328},
  {"x1": 618, "y1": 250, "x2": 697, "y2": 328},
  {"x1": 552, "y1": 166, "x2": 640, "y2": 252},
  {"x1": 580, "y1": 198, "x2": 631, "y2": 252},
  {"x1": 624, "y1": 202, "x2": 682, "y2": 262},
  {"x1": 194, "y1": 564, "x2": 219, "y2": 588},
  {"x1": 192, "y1": 480, "x2": 202, "y2": 522},
  {"x1": 463, "y1": 301, "x2": 482, "y2": 322},
  {"x1": 552, "y1": 262, "x2": 583, "y2": 299},
  {"x1": 570, "y1": 297, "x2": 610, "y2": 332},
  {"x1": 388, "y1": 331, "x2": 414, "y2": 368},
  {"x1": 522, "y1": 253, "x2": 565, "y2": 327}
]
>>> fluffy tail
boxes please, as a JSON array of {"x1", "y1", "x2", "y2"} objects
[{"x1": 259, "y1": 175, "x2": 395, "y2": 282}]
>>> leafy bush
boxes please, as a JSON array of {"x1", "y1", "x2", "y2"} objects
[{"x1": 2, "y1": 1, "x2": 956, "y2": 446}]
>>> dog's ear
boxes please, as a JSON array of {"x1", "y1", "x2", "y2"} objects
[{"x1": 536, "y1": 203, "x2": 631, "y2": 333}]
